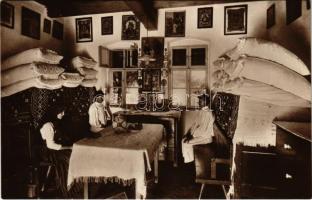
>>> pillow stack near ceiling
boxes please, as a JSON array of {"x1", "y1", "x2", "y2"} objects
[
  {"x1": 71, "y1": 56, "x2": 98, "y2": 87},
  {"x1": 212, "y1": 37, "x2": 311, "y2": 107},
  {"x1": 1, "y1": 48, "x2": 64, "y2": 97}
]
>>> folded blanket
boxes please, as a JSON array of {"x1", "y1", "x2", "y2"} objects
[
  {"x1": 72, "y1": 56, "x2": 97, "y2": 69},
  {"x1": 1, "y1": 78, "x2": 43, "y2": 97},
  {"x1": 81, "y1": 79, "x2": 97, "y2": 87},
  {"x1": 61, "y1": 72, "x2": 84, "y2": 88},
  {"x1": 221, "y1": 37, "x2": 310, "y2": 75},
  {"x1": 1, "y1": 63, "x2": 64, "y2": 87},
  {"x1": 213, "y1": 56, "x2": 311, "y2": 101},
  {"x1": 1, "y1": 48, "x2": 63, "y2": 71},
  {"x1": 215, "y1": 78, "x2": 311, "y2": 107},
  {"x1": 77, "y1": 67, "x2": 98, "y2": 79},
  {"x1": 37, "y1": 76, "x2": 64, "y2": 90}
]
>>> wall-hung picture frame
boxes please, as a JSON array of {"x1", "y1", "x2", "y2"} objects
[
  {"x1": 52, "y1": 20, "x2": 63, "y2": 40},
  {"x1": 286, "y1": 0, "x2": 302, "y2": 25},
  {"x1": 165, "y1": 11, "x2": 185, "y2": 37},
  {"x1": 21, "y1": 6, "x2": 40, "y2": 40},
  {"x1": 1, "y1": 1, "x2": 14, "y2": 29},
  {"x1": 267, "y1": 4, "x2": 275, "y2": 29},
  {"x1": 141, "y1": 37, "x2": 164, "y2": 68},
  {"x1": 43, "y1": 18, "x2": 51, "y2": 33},
  {"x1": 224, "y1": 5, "x2": 247, "y2": 35},
  {"x1": 121, "y1": 15, "x2": 140, "y2": 40},
  {"x1": 76, "y1": 17, "x2": 93, "y2": 43},
  {"x1": 198, "y1": 7, "x2": 213, "y2": 28},
  {"x1": 101, "y1": 16, "x2": 113, "y2": 35}
]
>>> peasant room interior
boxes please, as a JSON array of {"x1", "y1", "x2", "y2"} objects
[{"x1": 1, "y1": 0, "x2": 311, "y2": 199}]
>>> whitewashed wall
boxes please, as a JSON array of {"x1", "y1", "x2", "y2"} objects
[
  {"x1": 62, "y1": 1, "x2": 271, "y2": 91},
  {"x1": 1, "y1": 1, "x2": 64, "y2": 60}
]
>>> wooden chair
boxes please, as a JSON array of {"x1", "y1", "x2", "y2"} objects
[{"x1": 193, "y1": 137, "x2": 232, "y2": 199}]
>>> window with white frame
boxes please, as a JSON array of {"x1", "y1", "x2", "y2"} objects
[
  {"x1": 170, "y1": 45, "x2": 208, "y2": 108},
  {"x1": 110, "y1": 49, "x2": 139, "y2": 107}
]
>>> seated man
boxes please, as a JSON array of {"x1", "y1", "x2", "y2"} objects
[
  {"x1": 88, "y1": 92, "x2": 111, "y2": 133},
  {"x1": 181, "y1": 94, "x2": 228, "y2": 163},
  {"x1": 182, "y1": 109, "x2": 215, "y2": 163}
]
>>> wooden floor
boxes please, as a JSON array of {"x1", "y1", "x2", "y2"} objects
[
  {"x1": 2, "y1": 161, "x2": 225, "y2": 199},
  {"x1": 39, "y1": 161, "x2": 225, "y2": 199}
]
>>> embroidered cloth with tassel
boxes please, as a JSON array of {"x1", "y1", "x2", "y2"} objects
[{"x1": 67, "y1": 124, "x2": 164, "y2": 198}]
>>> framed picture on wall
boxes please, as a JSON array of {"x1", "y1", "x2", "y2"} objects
[
  {"x1": 165, "y1": 11, "x2": 185, "y2": 37},
  {"x1": 121, "y1": 15, "x2": 140, "y2": 40},
  {"x1": 267, "y1": 4, "x2": 275, "y2": 29},
  {"x1": 76, "y1": 17, "x2": 93, "y2": 43},
  {"x1": 52, "y1": 20, "x2": 63, "y2": 40},
  {"x1": 43, "y1": 18, "x2": 51, "y2": 33},
  {"x1": 224, "y1": 5, "x2": 247, "y2": 35},
  {"x1": 21, "y1": 6, "x2": 40, "y2": 40},
  {"x1": 286, "y1": 0, "x2": 302, "y2": 24},
  {"x1": 198, "y1": 7, "x2": 213, "y2": 28},
  {"x1": 101, "y1": 16, "x2": 113, "y2": 35},
  {"x1": 1, "y1": 1, "x2": 14, "y2": 29},
  {"x1": 141, "y1": 37, "x2": 164, "y2": 68}
]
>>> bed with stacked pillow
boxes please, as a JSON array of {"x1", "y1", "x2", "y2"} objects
[
  {"x1": 212, "y1": 37, "x2": 311, "y2": 108},
  {"x1": 1, "y1": 50, "x2": 99, "y2": 97},
  {"x1": 1, "y1": 48, "x2": 65, "y2": 97},
  {"x1": 71, "y1": 56, "x2": 98, "y2": 88}
]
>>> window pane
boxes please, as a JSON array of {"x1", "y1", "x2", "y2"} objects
[
  {"x1": 113, "y1": 71, "x2": 122, "y2": 87},
  {"x1": 132, "y1": 49, "x2": 138, "y2": 67},
  {"x1": 111, "y1": 50, "x2": 124, "y2": 68},
  {"x1": 125, "y1": 50, "x2": 138, "y2": 68},
  {"x1": 172, "y1": 49, "x2": 187, "y2": 66},
  {"x1": 191, "y1": 48, "x2": 206, "y2": 66},
  {"x1": 172, "y1": 89, "x2": 187, "y2": 106},
  {"x1": 126, "y1": 87, "x2": 139, "y2": 104},
  {"x1": 126, "y1": 71, "x2": 138, "y2": 87},
  {"x1": 190, "y1": 70, "x2": 206, "y2": 88},
  {"x1": 111, "y1": 87, "x2": 122, "y2": 105},
  {"x1": 172, "y1": 70, "x2": 186, "y2": 88}
]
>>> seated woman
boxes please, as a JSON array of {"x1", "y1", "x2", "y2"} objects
[{"x1": 40, "y1": 105, "x2": 82, "y2": 198}]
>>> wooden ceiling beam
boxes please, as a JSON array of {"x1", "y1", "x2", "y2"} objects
[{"x1": 124, "y1": 0, "x2": 158, "y2": 30}]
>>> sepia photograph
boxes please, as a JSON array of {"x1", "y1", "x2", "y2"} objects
[
  {"x1": 165, "y1": 11, "x2": 185, "y2": 37},
  {"x1": 76, "y1": 17, "x2": 93, "y2": 42},
  {"x1": 267, "y1": 4, "x2": 275, "y2": 29},
  {"x1": 121, "y1": 15, "x2": 140, "y2": 40},
  {"x1": 21, "y1": 6, "x2": 40, "y2": 39},
  {"x1": 101, "y1": 16, "x2": 113, "y2": 35},
  {"x1": 43, "y1": 18, "x2": 51, "y2": 33},
  {"x1": 0, "y1": 0, "x2": 311, "y2": 199},
  {"x1": 224, "y1": 5, "x2": 247, "y2": 35},
  {"x1": 198, "y1": 7, "x2": 213, "y2": 28},
  {"x1": 52, "y1": 20, "x2": 63, "y2": 40},
  {"x1": 1, "y1": 1, "x2": 14, "y2": 28}
]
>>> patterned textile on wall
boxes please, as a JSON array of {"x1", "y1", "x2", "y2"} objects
[
  {"x1": 64, "y1": 86, "x2": 94, "y2": 118},
  {"x1": 31, "y1": 88, "x2": 51, "y2": 129},
  {"x1": 212, "y1": 92, "x2": 240, "y2": 139}
]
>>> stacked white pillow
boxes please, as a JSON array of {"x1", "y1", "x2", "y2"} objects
[
  {"x1": 71, "y1": 56, "x2": 98, "y2": 87},
  {"x1": 61, "y1": 72, "x2": 84, "y2": 88},
  {"x1": 212, "y1": 37, "x2": 311, "y2": 107},
  {"x1": 1, "y1": 48, "x2": 65, "y2": 97}
]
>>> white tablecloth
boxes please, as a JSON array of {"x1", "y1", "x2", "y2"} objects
[{"x1": 67, "y1": 124, "x2": 164, "y2": 198}]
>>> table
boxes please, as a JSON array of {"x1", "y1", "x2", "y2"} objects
[
  {"x1": 114, "y1": 110, "x2": 181, "y2": 167},
  {"x1": 67, "y1": 124, "x2": 164, "y2": 199}
]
